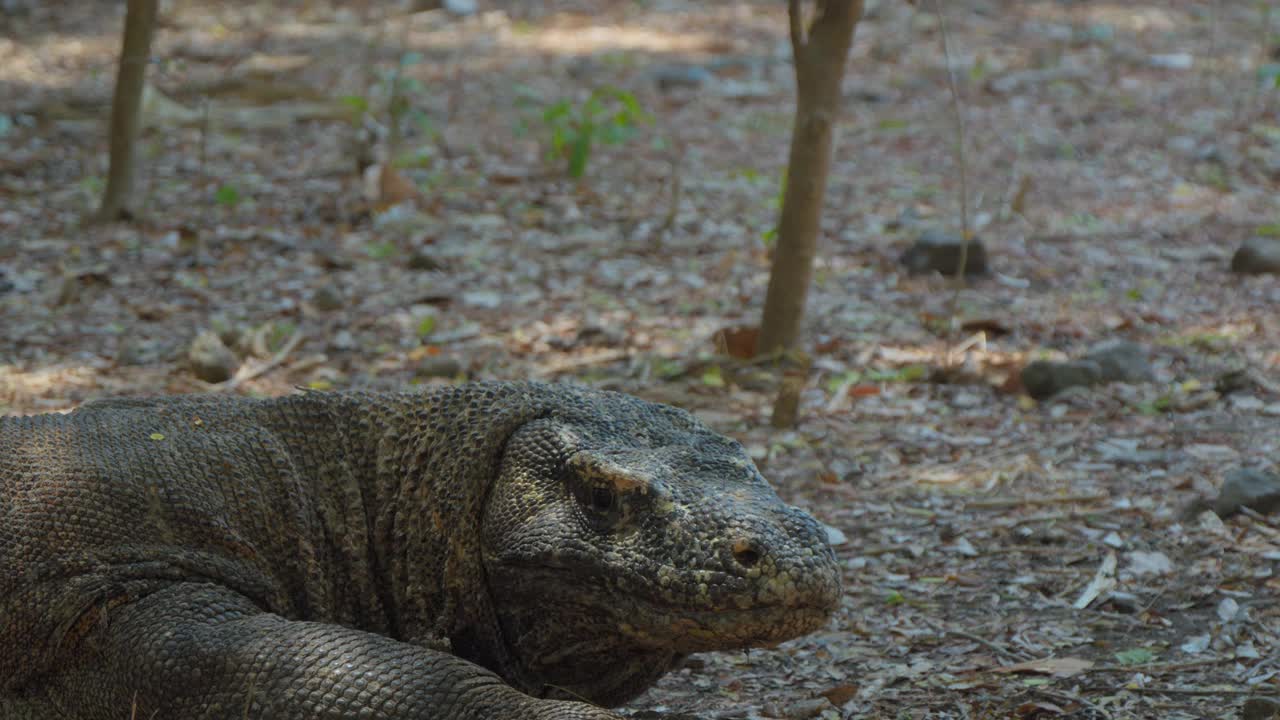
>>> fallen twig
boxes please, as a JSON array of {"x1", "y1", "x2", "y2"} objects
[
  {"x1": 1088, "y1": 657, "x2": 1234, "y2": 674},
  {"x1": 920, "y1": 617, "x2": 1029, "y2": 661},
  {"x1": 219, "y1": 330, "x2": 304, "y2": 392},
  {"x1": 968, "y1": 493, "x2": 1111, "y2": 510},
  {"x1": 531, "y1": 350, "x2": 630, "y2": 378},
  {"x1": 1082, "y1": 685, "x2": 1257, "y2": 697}
]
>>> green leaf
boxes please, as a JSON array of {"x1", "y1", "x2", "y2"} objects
[
  {"x1": 867, "y1": 364, "x2": 927, "y2": 383},
  {"x1": 366, "y1": 241, "x2": 397, "y2": 260},
  {"x1": 701, "y1": 365, "x2": 725, "y2": 388},
  {"x1": 884, "y1": 590, "x2": 905, "y2": 605},
  {"x1": 416, "y1": 314, "x2": 437, "y2": 338},
  {"x1": 339, "y1": 95, "x2": 370, "y2": 114},
  {"x1": 214, "y1": 184, "x2": 242, "y2": 207},
  {"x1": 1114, "y1": 648, "x2": 1157, "y2": 666},
  {"x1": 1257, "y1": 223, "x2": 1280, "y2": 237},
  {"x1": 567, "y1": 129, "x2": 593, "y2": 178},
  {"x1": 149, "y1": 432, "x2": 165, "y2": 441},
  {"x1": 542, "y1": 100, "x2": 572, "y2": 124},
  {"x1": 824, "y1": 370, "x2": 863, "y2": 393},
  {"x1": 654, "y1": 358, "x2": 686, "y2": 380}
]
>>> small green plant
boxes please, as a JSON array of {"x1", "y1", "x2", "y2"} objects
[
  {"x1": 214, "y1": 184, "x2": 242, "y2": 208},
  {"x1": 761, "y1": 167, "x2": 789, "y2": 246},
  {"x1": 535, "y1": 86, "x2": 652, "y2": 178}
]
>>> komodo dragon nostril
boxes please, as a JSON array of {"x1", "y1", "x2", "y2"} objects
[{"x1": 732, "y1": 539, "x2": 761, "y2": 568}]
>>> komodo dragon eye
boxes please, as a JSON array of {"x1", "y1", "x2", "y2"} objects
[{"x1": 589, "y1": 486, "x2": 615, "y2": 513}]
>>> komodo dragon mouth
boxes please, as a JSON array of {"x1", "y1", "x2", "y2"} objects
[{"x1": 488, "y1": 559, "x2": 839, "y2": 652}]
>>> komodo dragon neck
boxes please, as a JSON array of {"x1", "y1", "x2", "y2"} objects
[{"x1": 329, "y1": 384, "x2": 559, "y2": 680}]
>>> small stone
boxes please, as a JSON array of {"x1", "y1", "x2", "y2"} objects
[
  {"x1": 899, "y1": 229, "x2": 988, "y2": 277},
  {"x1": 312, "y1": 285, "x2": 344, "y2": 312},
  {"x1": 1104, "y1": 590, "x2": 1141, "y2": 613},
  {"x1": 461, "y1": 290, "x2": 502, "y2": 309},
  {"x1": 781, "y1": 698, "x2": 833, "y2": 720},
  {"x1": 575, "y1": 323, "x2": 624, "y2": 347},
  {"x1": 1243, "y1": 697, "x2": 1280, "y2": 720},
  {"x1": 188, "y1": 330, "x2": 239, "y2": 383},
  {"x1": 824, "y1": 524, "x2": 848, "y2": 547},
  {"x1": 1214, "y1": 468, "x2": 1280, "y2": 518},
  {"x1": 1149, "y1": 52, "x2": 1193, "y2": 70},
  {"x1": 1125, "y1": 550, "x2": 1173, "y2": 577},
  {"x1": 653, "y1": 64, "x2": 714, "y2": 92},
  {"x1": 330, "y1": 329, "x2": 357, "y2": 352},
  {"x1": 1020, "y1": 359, "x2": 1102, "y2": 400},
  {"x1": 116, "y1": 340, "x2": 156, "y2": 366},
  {"x1": 407, "y1": 249, "x2": 445, "y2": 271},
  {"x1": 415, "y1": 355, "x2": 463, "y2": 379},
  {"x1": 1083, "y1": 339, "x2": 1152, "y2": 383},
  {"x1": 1231, "y1": 237, "x2": 1280, "y2": 275},
  {"x1": 442, "y1": 0, "x2": 477, "y2": 16}
]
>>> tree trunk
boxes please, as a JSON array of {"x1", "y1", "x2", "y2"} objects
[
  {"x1": 757, "y1": 0, "x2": 863, "y2": 354},
  {"x1": 96, "y1": 0, "x2": 159, "y2": 222}
]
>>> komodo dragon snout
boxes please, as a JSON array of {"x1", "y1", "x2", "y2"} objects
[{"x1": 479, "y1": 398, "x2": 841, "y2": 706}]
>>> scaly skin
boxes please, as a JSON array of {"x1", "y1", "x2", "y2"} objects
[{"x1": 0, "y1": 382, "x2": 840, "y2": 718}]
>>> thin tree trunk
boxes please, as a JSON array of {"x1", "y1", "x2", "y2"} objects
[
  {"x1": 758, "y1": 0, "x2": 863, "y2": 354},
  {"x1": 96, "y1": 0, "x2": 159, "y2": 222}
]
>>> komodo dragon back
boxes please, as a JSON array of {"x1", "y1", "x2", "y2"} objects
[{"x1": 1, "y1": 382, "x2": 841, "y2": 719}]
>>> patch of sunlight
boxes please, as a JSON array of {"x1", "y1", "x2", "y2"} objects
[
  {"x1": 1024, "y1": 2, "x2": 1181, "y2": 32},
  {"x1": 499, "y1": 24, "x2": 722, "y2": 57},
  {"x1": 0, "y1": 364, "x2": 100, "y2": 414},
  {"x1": 0, "y1": 34, "x2": 118, "y2": 89},
  {"x1": 914, "y1": 455, "x2": 1040, "y2": 493},
  {"x1": 1158, "y1": 322, "x2": 1255, "y2": 350},
  {"x1": 1082, "y1": 5, "x2": 1182, "y2": 32}
]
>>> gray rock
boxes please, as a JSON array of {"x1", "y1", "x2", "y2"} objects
[
  {"x1": 1104, "y1": 590, "x2": 1142, "y2": 614},
  {"x1": 653, "y1": 64, "x2": 714, "y2": 92},
  {"x1": 188, "y1": 330, "x2": 239, "y2": 384},
  {"x1": 899, "y1": 229, "x2": 988, "y2": 277},
  {"x1": 312, "y1": 285, "x2": 344, "y2": 312},
  {"x1": 416, "y1": 355, "x2": 463, "y2": 379},
  {"x1": 407, "y1": 249, "x2": 445, "y2": 271},
  {"x1": 1214, "y1": 468, "x2": 1280, "y2": 518},
  {"x1": 1244, "y1": 697, "x2": 1280, "y2": 720},
  {"x1": 1083, "y1": 339, "x2": 1152, "y2": 383},
  {"x1": 442, "y1": 0, "x2": 478, "y2": 16},
  {"x1": 1231, "y1": 237, "x2": 1280, "y2": 275},
  {"x1": 1021, "y1": 359, "x2": 1102, "y2": 400}
]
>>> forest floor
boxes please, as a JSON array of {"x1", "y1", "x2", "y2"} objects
[{"x1": 2, "y1": 1, "x2": 1280, "y2": 718}]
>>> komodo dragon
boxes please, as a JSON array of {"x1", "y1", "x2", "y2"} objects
[{"x1": 1, "y1": 381, "x2": 841, "y2": 719}]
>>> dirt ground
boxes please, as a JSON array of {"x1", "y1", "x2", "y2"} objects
[{"x1": 2, "y1": 1, "x2": 1279, "y2": 718}]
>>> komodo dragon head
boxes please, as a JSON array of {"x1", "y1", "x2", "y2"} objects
[{"x1": 478, "y1": 389, "x2": 841, "y2": 706}]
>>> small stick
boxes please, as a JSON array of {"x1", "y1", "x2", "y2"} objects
[
  {"x1": 1088, "y1": 657, "x2": 1233, "y2": 674},
  {"x1": 967, "y1": 493, "x2": 1111, "y2": 509},
  {"x1": 219, "y1": 331, "x2": 305, "y2": 391},
  {"x1": 1082, "y1": 685, "x2": 1256, "y2": 697},
  {"x1": 1031, "y1": 688, "x2": 1112, "y2": 720},
  {"x1": 920, "y1": 617, "x2": 1028, "y2": 661}
]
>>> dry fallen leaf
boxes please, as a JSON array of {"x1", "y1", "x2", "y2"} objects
[{"x1": 991, "y1": 657, "x2": 1094, "y2": 678}]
